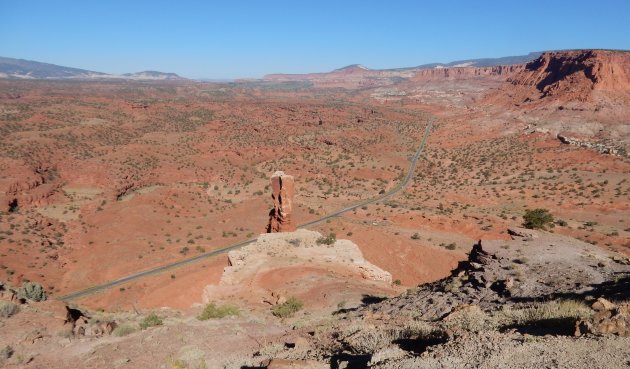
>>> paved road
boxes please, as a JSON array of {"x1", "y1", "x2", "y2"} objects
[{"x1": 59, "y1": 119, "x2": 433, "y2": 301}]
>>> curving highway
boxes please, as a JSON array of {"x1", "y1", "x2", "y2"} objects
[{"x1": 59, "y1": 119, "x2": 433, "y2": 301}]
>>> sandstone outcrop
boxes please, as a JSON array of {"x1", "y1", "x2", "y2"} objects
[
  {"x1": 484, "y1": 49, "x2": 630, "y2": 113},
  {"x1": 203, "y1": 229, "x2": 393, "y2": 307},
  {"x1": 508, "y1": 50, "x2": 630, "y2": 99},
  {"x1": 267, "y1": 171, "x2": 296, "y2": 233}
]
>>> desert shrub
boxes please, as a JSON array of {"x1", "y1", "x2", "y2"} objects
[
  {"x1": 0, "y1": 301, "x2": 19, "y2": 318},
  {"x1": 17, "y1": 282, "x2": 47, "y2": 301},
  {"x1": 443, "y1": 278, "x2": 462, "y2": 293},
  {"x1": 502, "y1": 300, "x2": 591, "y2": 325},
  {"x1": 271, "y1": 297, "x2": 303, "y2": 318},
  {"x1": 197, "y1": 303, "x2": 239, "y2": 320},
  {"x1": 316, "y1": 233, "x2": 336, "y2": 245},
  {"x1": 0, "y1": 345, "x2": 13, "y2": 364},
  {"x1": 139, "y1": 313, "x2": 163, "y2": 329},
  {"x1": 555, "y1": 219, "x2": 568, "y2": 227},
  {"x1": 444, "y1": 306, "x2": 496, "y2": 333},
  {"x1": 513, "y1": 257, "x2": 528, "y2": 265},
  {"x1": 522, "y1": 208, "x2": 554, "y2": 230},
  {"x1": 112, "y1": 324, "x2": 137, "y2": 336},
  {"x1": 259, "y1": 343, "x2": 284, "y2": 357},
  {"x1": 340, "y1": 321, "x2": 442, "y2": 354}
]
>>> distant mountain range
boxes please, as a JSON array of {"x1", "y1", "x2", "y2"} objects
[
  {"x1": 0, "y1": 52, "x2": 544, "y2": 81},
  {"x1": 289, "y1": 52, "x2": 545, "y2": 75},
  {"x1": 0, "y1": 56, "x2": 186, "y2": 80},
  {"x1": 402, "y1": 51, "x2": 544, "y2": 70},
  {"x1": 262, "y1": 52, "x2": 547, "y2": 88}
]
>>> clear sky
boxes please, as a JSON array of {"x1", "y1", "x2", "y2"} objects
[{"x1": 1, "y1": 0, "x2": 629, "y2": 79}]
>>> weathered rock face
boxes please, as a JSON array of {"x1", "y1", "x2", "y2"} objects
[
  {"x1": 507, "y1": 50, "x2": 630, "y2": 101},
  {"x1": 411, "y1": 64, "x2": 523, "y2": 82},
  {"x1": 267, "y1": 171, "x2": 295, "y2": 233}
]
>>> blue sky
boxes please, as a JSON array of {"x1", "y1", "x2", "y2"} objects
[{"x1": 1, "y1": 1, "x2": 629, "y2": 79}]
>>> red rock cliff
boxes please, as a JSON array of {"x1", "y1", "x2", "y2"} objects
[
  {"x1": 507, "y1": 50, "x2": 630, "y2": 100},
  {"x1": 411, "y1": 64, "x2": 523, "y2": 81}
]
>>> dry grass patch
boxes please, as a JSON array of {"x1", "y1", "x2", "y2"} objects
[{"x1": 500, "y1": 300, "x2": 592, "y2": 335}]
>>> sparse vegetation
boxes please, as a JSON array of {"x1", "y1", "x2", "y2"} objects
[
  {"x1": 0, "y1": 301, "x2": 19, "y2": 318},
  {"x1": 271, "y1": 297, "x2": 303, "y2": 318},
  {"x1": 0, "y1": 345, "x2": 13, "y2": 364},
  {"x1": 444, "y1": 306, "x2": 496, "y2": 333},
  {"x1": 197, "y1": 302, "x2": 239, "y2": 320},
  {"x1": 445, "y1": 242, "x2": 457, "y2": 250},
  {"x1": 522, "y1": 208, "x2": 554, "y2": 230},
  {"x1": 502, "y1": 300, "x2": 592, "y2": 325},
  {"x1": 112, "y1": 324, "x2": 137, "y2": 336},
  {"x1": 139, "y1": 313, "x2": 163, "y2": 329},
  {"x1": 555, "y1": 219, "x2": 568, "y2": 227},
  {"x1": 339, "y1": 320, "x2": 444, "y2": 354},
  {"x1": 316, "y1": 233, "x2": 336, "y2": 245},
  {"x1": 17, "y1": 282, "x2": 47, "y2": 301}
]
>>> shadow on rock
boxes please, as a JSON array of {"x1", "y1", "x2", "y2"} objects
[
  {"x1": 393, "y1": 332, "x2": 449, "y2": 355},
  {"x1": 510, "y1": 274, "x2": 630, "y2": 304},
  {"x1": 330, "y1": 353, "x2": 371, "y2": 369},
  {"x1": 502, "y1": 317, "x2": 579, "y2": 336}
]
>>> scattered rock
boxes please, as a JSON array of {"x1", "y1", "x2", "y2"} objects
[
  {"x1": 592, "y1": 298, "x2": 616, "y2": 312},
  {"x1": 576, "y1": 300, "x2": 630, "y2": 337},
  {"x1": 611, "y1": 256, "x2": 630, "y2": 265},
  {"x1": 557, "y1": 133, "x2": 627, "y2": 157},
  {"x1": 263, "y1": 291, "x2": 288, "y2": 306},
  {"x1": 507, "y1": 227, "x2": 539, "y2": 240}
]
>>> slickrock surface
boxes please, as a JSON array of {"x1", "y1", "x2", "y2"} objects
[{"x1": 203, "y1": 229, "x2": 393, "y2": 309}]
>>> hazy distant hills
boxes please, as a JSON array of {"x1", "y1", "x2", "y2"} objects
[
  {"x1": 122, "y1": 71, "x2": 183, "y2": 80},
  {"x1": 262, "y1": 52, "x2": 546, "y2": 89},
  {"x1": 0, "y1": 52, "x2": 544, "y2": 81},
  {"x1": 0, "y1": 56, "x2": 186, "y2": 80},
  {"x1": 331, "y1": 52, "x2": 544, "y2": 73},
  {"x1": 413, "y1": 51, "x2": 544, "y2": 69}
]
